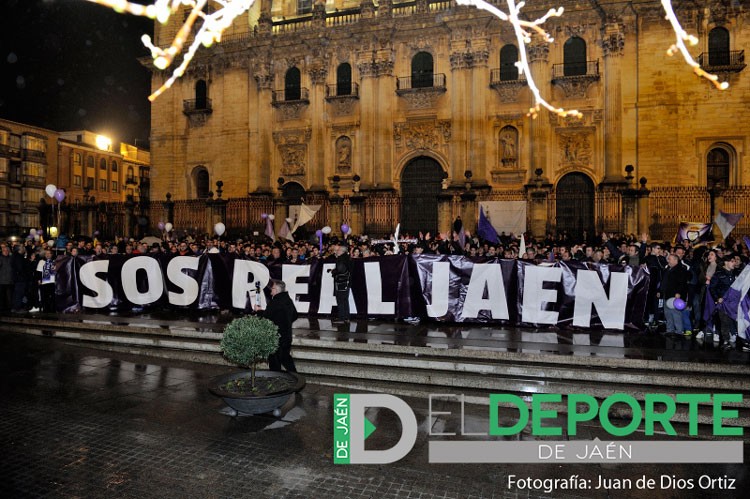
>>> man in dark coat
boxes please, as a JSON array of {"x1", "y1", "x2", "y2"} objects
[
  {"x1": 331, "y1": 243, "x2": 353, "y2": 323},
  {"x1": 255, "y1": 279, "x2": 297, "y2": 372}
]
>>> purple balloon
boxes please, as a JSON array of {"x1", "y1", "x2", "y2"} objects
[
  {"x1": 315, "y1": 229, "x2": 323, "y2": 237},
  {"x1": 341, "y1": 224, "x2": 350, "y2": 234},
  {"x1": 54, "y1": 189, "x2": 65, "y2": 202},
  {"x1": 673, "y1": 298, "x2": 686, "y2": 311},
  {"x1": 261, "y1": 213, "x2": 268, "y2": 219},
  {"x1": 157, "y1": 221, "x2": 165, "y2": 231}
]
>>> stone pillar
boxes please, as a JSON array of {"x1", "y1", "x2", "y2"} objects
[
  {"x1": 356, "y1": 57, "x2": 377, "y2": 188},
  {"x1": 438, "y1": 192, "x2": 453, "y2": 235},
  {"x1": 602, "y1": 23, "x2": 626, "y2": 182},
  {"x1": 308, "y1": 63, "x2": 328, "y2": 191},
  {"x1": 460, "y1": 191, "x2": 477, "y2": 234},
  {"x1": 636, "y1": 177, "x2": 650, "y2": 236},
  {"x1": 253, "y1": 63, "x2": 274, "y2": 192},
  {"x1": 374, "y1": 50, "x2": 394, "y2": 188},
  {"x1": 449, "y1": 41, "x2": 470, "y2": 186},
  {"x1": 528, "y1": 43, "x2": 550, "y2": 180},
  {"x1": 349, "y1": 195, "x2": 365, "y2": 235},
  {"x1": 273, "y1": 197, "x2": 287, "y2": 237},
  {"x1": 212, "y1": 181, "x2": 227, "y2": 234}
]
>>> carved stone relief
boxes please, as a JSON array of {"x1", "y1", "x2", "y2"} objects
[
  {"x1": 558, "y1": 130, "x2": 594, "y2": 168},
  {"x1": 499, "y1": 126, "x2": 519, "y2": 168},
  {"x1": 393, "y1": 119, "x2": 451, "y2": 152},
  {"x1": 274, "y1": 101, "x2": 308, "y2": 121},
  {"x1": 335, "y1": 136, "x2": 353, "y2": 172},
  {"x1": 273, "y1": 128, "x2": 312, "y2": 176}
]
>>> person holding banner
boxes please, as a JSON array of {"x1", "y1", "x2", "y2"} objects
[
  {"x1": 254, "y1": 279, "x2": 298, "y2": 373},
  {"x1": 331, "y1": 243, "x2": 353, "y2": 324}
]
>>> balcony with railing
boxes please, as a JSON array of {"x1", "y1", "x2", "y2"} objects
[
  {"x1": 126, "y1": 175, "x2": 138, "y2": 185},
  {"x1": 396, "y1": 73, "x2": 447, "y2": 92},
  {"x1": 183, "y1": 98, "x2": 213, "y2": 115},
  {"x1": 272, "y1": 87, "x2": 310, "y2": 105},
  {"x1": 697, "y1": 50, "x2": 745, "y2": 72},
  {"x1": 325, "y1": 82, "x2": 360, "y2": 100},
  {"x1": 552, "y1": 60, "x2": 600, "y2": 98},
  {"x1": 22, "y1": 149, "x2": 46, "y2": 162}
]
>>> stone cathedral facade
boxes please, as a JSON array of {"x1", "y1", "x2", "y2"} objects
[{"x1": 148, "y1": 0, "x2": 749, "y2": 239}]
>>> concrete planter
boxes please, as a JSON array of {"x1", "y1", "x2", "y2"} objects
[{"x1": 209, "y1": 370, "x2": 305, "y2": 416}]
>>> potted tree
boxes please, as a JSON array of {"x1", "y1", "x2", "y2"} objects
[{"x1": 209, "y1": 316, "x2": 305, "y2": 416}]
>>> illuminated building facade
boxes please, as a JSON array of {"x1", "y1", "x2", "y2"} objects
[{"x1": 148, "y1": 0, "x2": 749, "y2": 239}]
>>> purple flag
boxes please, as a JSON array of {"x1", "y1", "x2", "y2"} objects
[
  {"x1": 714, "y1": 211, "x2": 743, "y2": 239},
  {"x1": 477, "y1": 206, "x2": 499, "y2": 244},
  {"x1": 718, "y1": 265, "x2": 750, "y2": 342}
]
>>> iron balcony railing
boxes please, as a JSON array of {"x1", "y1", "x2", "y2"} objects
[
  {"x1": 697, "y1": 50, "x2": 745, "y2": 71},
  {"x1": 552, "y1": 60, "x2": 600, "y2": 79},
  {"x1": 183, "y1": 98, "x2": 213, "y2": 115},
  {"x1": 396, "y1": 73, "x2": 447, "y2": 91},
  {"x1": 325, "y1": 82, "x2": 360, "y2": 98},
  {"x1": 272, "y1": 87, "x2": 310, "y2": 103},
  {"x1": 490, "y1": 68, "x2": 528, "y2": 85}
]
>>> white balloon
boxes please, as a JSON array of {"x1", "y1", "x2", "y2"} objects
[
  {"x1": 164, "y1": 222, "x2": 173, "y2": 232},
  {"x1": 29, "y1": 228, "x2": 37, "y2": 236},
  {"x1": 214, "y1": 222, "x2": 226, "y2": 236},
  {"x1": 346, "y1": 226, "x2": 353, "y2": 234},
  {"x1": 47, "y1": 240, "x2": 55, "y2": 247},
  {"x1": 45, "y1": 184, "x2": 57, "y2": 198},
  {"x1": 33, "y1": 234, "x2": 40, "y2": 241},
  {"x1": 267, "y1": 214, "x2": 275, "y2": 221},
  {"x1": 321, "y1": 226, "x2": 332, "y2": 234}
]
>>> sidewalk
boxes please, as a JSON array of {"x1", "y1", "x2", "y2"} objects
[{"x1": 0, "y1": 330, "x2": 748, "y2": 498}]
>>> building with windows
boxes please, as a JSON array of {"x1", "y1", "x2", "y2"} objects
[
  {"x1": 0, "y1": 119, "x2": 57, "y2": 235},
  {"x1": 148, "y1": 0, "x2": 749, "y2": 239},
  {"x1": 0, "y1": 119, "x2": 150, "y2": 237}
]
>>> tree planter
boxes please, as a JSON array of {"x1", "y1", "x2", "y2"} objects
[{"x1": 209, "y1": 370, "x2": 306, "y2": 416}]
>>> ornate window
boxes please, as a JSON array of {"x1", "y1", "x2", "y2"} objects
[
  {"x1": 411, "y1": 52, "x2": 434, "y2": 88},
  {"x1": 284, "y1": 67, "x2": 301, "y2": 101},
  {"x1": 111, "y1": 160, "x2": 118, "y2": 172},
  {"x1": 500, "y1": 45, "x2": 519, "y2": 81},
  {"x1": 100, "y1": 158, "x2": 107, "y2": 170},
  {"x1": 336, "y1": 63, "x2": 352, "y2": 96},
  {"x1": 707, "y1": 146, "x2": 731, "y2": 190},
  {"x1": 563, "y1": 37, "x2": 587, "y2": 76},
  {"x1": 708, "y1": 27, "x2": 730, "y2": 66},
  {"x1": 87, "y1": 156, "x2": 94, "y2": 168}
]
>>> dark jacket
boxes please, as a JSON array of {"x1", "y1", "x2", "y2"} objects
[
  {"x1": 259, "y1": 291, "x2": 297, "y2": 343},
  {"x1": 332, "y1": 253, "x2": 353, "y2": 290},
  {"x1": 660, "y1": 263, "x2": 689, "y2": 299},
  {"x1": 709, "y1": 266, "x2": 736, "y2": 301},
  {"x1": 0, "y1": 253, "x2": 11, "y2": 285}
]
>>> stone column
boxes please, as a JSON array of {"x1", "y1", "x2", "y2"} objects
[
  {"x1": 437, "y1": 192, "x2": 453, "y2": 235},
  {"x1": 356, "y1": 57, "x2": 377, "y2": 188},
  {"x1": 253, "y1": 63, "x2": 274, "y2": 192},
  {"x1": 470, "y1": 41, "x2": 490, "y2": 184},
  {"x1": 124, "y1": 195, "x2": 135, "y2": 239},
  {"x1": 528, "y1": 43, "x2": 550, "y2": 181},
  {"x1": 449, "y1": 42, "x2": 470, "y2": 185},
  {"x1": 308, "y1": 64, "x2": 328, "y2": 191},
  {"x1": 602, "y1": 23, "x2": 626, "y2": 183},
  {"x1": 460, "y1": 191, "x2": 477, "y2": 234},
  {"x1": 374, "y1": 51, "x2": 394, "y2": 187}
]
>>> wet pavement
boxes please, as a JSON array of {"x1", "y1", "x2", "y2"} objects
[{"x1": 1, "y1": 329, "x2": 749, "y2": 498}]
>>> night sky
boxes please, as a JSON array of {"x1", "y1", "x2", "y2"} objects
[{"x1": 0, "y1": 0, "x2": 153, "y2": 146}]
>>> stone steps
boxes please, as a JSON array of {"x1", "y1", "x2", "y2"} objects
[{"x1": 3, "y1": 314, "x2": 749, "y2": 431}]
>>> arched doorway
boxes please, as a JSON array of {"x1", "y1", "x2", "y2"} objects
[
  {"x1": 400, "y1": 157, "x2": 443, "y2": 235},
  {"x1": 555, "y1": 172, "x2": 594, "y2": 239}
]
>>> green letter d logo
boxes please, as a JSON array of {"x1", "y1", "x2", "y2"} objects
[{"x1": 337, "y1": 394, "x2": 418, "y2": 464}]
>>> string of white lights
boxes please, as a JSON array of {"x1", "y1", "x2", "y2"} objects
[{"x1": 85, "y1": 0, "x2": 729, "y2": 104}]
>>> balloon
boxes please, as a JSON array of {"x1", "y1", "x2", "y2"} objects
[
  {"x1": 30, "y1": 228, "x2": 37, "y2": 236},
  {"x1": 47, "y1": 240, "x2": 55, "y2": 248},
  {"x1": 341, "y1": 224, "x2": 350, "y2": 234},
  {"x1": 165, "y1": 223, "x2": 173, "y2": 232},
  {"x1": 673, "y1": 298, "x2": 687, "y2": 311},
  {"x1": 157, "y1": 221, "x2": 165, "y2": 231},
  {"x1": 54, "y1": 189, "x2": 66, "y2": 202},
  {"x1": 45, "y1": 184, "x2": 57, "y2": 198},
  {"x1": 346, "y1": 226, "x2": 353, "y2": 235},
  {"x1": 94, "y1": 230, "x2": 100, "y2": 236},
  {"x1": 268, "y1": 214, "x2": 275, "y2": 221},
  {"x1": 666, "y1": 297, "x2": 676, "y2": 309},
  {"x1": 322, "y1": 226, "x2": 332, "y2": 234},
  {"x1": 214, "y1": 222, "x2": 226, "y2": 236},
  {"x1": 33, "y1": 235, "x2": 40, "y2": 241},
  {"x1": 315, "y1": 229, "x2": 323, "y2": 237},
  {"x1": 261, "y1": 213, "x2": 268, "y2": 219}
]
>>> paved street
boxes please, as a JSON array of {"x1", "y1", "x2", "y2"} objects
[{"x1": 0, "y1": 330, "x2": 748, "y2": 498}]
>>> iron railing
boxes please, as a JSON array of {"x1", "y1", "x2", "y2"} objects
[
  {"x1": 697, "y1": 50, "x2": 745, "y2": 71},
  {"x1": 182, "y1": 98, "x2": 213, "y2": 115},
  {"x1": 396, "y1": 73, "x2": 446, "y2": 91},
  {"x1": 325, "y1": 82, "x2": 360, "y2": 98},
  {"x1": 272, "y1": 87, "x2": 310, "y2": 103},
  {"x1": 552, "y1": 60, "x2": 600, "y2": 79},
  {"x1": 490, "y1": 68, "x2": 527, "y2": 85}
]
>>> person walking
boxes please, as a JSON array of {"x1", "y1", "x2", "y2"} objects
[
  {"x1": 331, "y1": 242, "x2": 353, "y2": 324},
  {"x1": 254, "y1": 279, "x2": 298, "y2": 372}
]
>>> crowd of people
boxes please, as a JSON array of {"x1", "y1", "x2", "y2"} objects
[{"x1": 1, "y1": 225, "x2": 749, "y2": 352}]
